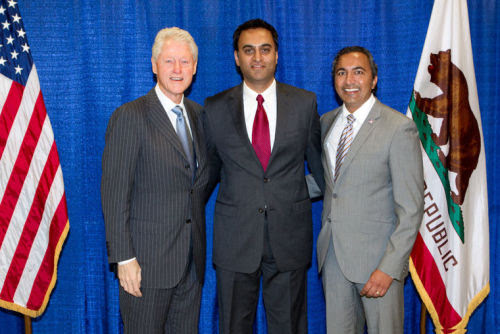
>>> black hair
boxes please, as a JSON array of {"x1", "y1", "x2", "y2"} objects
[{"x1": 233, "y1": 18, "x2": 279, "y2": 51}]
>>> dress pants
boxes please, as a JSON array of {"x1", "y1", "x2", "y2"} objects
[
  {"x1": 216, "y1": 220, "x2": 308, "y2": 334},
  {"x1": 321, "y1": 240, "x2": 404, "y2": 334},
  {"x1": 119, "y1": 259, "x2": 201, "y2": 334}
]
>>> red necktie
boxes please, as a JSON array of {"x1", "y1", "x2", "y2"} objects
[{"x1": 252, "y1": 94, "x2": 271, "y2": 171}]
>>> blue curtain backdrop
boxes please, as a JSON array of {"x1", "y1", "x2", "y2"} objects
[{"x1": 0, "y1": 0, "x2": 498, "y2": 332}]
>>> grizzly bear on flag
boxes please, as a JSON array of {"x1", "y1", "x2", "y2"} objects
[{"x1": 414, "y1": 49, "x2": 481, "y2": 205}]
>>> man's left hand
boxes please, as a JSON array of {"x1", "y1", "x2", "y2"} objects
[{"x1": 360, "y1": 269, "x2": 393, "y2": 298}]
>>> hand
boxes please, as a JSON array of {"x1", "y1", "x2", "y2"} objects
[
  {"x1": 360, "y1": 269, "x2": 393, "y2": 298},
  {"x1": 118, "y1": 259, "x2": 142, "y2": 297}
]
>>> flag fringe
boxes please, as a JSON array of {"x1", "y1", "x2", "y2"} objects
[
  {"x1": 409, "y1": 257, "x2": 490, "y2": 333},
  {"x1": 0, "y1": 220, "x2": 69, "y2": 318}
]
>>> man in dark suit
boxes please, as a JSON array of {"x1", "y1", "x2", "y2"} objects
[
  {"x1": 316, "y1": 46, "x2": 424, "y2": 333},
  {"x1": 203, "y1": 19, "x2": 325, "y2": 333},
  {"x1": 101, "y1": 27, "x2": 208, "y2": 333}
]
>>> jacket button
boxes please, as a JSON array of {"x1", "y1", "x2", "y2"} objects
[
  {"x1": 185, "y1": 164, "x2": 190, "y2": 169},
  {"x1": 190, "y1": 189, "x2": 194, "y2": 194},
  {"x1": 186, "y1": 219, "x2": 191, "y2": 224},
  {"x1": 332, "y1": 193, "x2": 337, "y2": 199},
  {"x1": 263, "y1": 178, "x2": 270, "y2": 183},
  {"x1": 258, "y1": 208, "x2": 264, "y2": 214}
]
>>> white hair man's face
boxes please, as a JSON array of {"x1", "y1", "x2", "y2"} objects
[{"x1": 152, "y1": 39, "x2": 197, "y2": 104}]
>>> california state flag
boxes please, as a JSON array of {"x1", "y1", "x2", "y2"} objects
[{"x1": 407, "y1": 0, "x2": 489, "y2": 332}]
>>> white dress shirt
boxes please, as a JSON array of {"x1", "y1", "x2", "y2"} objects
[
  {"x1": 325, "y1": 94, "x2": 376, "y2": 180},
  {"x1": 243, "y1": 80, "x2": 277, "y2": 150},
  {"x1": 155, "y1": 84, "x2": 192, "y2": 136}
]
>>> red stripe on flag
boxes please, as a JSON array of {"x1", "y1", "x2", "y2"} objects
[
  {"x1": 0, "y1": 93, "x2": 46, "y2": 248},
  {"x1": 26, "y1": 195, "x2": 68, "y2": 310},
  {"x1": 0, "y1": 81, "x2": 25, "y2": 158},
  {"x1": 411, "y1": 233, "x2": 462, "y2": 329},
  {"x1": 0, "y1": 142, "x2": 59, "y2": 302}
]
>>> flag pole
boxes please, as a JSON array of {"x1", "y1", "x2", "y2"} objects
[
  {"x1": 24, "y1": 315, "x2": 32, "y2": 334},
  {"x1": 420, "y1": 301, "x2": 427, "y2": 334}
]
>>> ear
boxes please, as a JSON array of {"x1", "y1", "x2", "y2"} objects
[
  {"x1": 234, "y1": 50, "x2": 240, "y2": 67},
  {"x1": 275, "y1": 51, "x2": 278, "y2": 65},
  {"x1": 193, "y1": 61, "x2": 198, "y2": 76},
  {"x1": 151, "y1": 57, "x2": 157, "y2": 75},
  {"x1": 371, "y1": 75, "x2": 378, "y2": 90}
]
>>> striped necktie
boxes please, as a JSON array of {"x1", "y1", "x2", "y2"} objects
[
  {"x1": 334, "y1": 113, "x2": 355, "y2": 182},
  {"x1": 171, "y1": 105, "x2": 195, "y2": 177}
]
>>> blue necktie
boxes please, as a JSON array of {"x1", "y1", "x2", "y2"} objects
[{"x1": 171, "y1": 106, "x2": 195, "y2": 177}]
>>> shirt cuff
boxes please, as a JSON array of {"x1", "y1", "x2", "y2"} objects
[{"x1": 118, "y1": 257, "x2": 136, "y2": 265}]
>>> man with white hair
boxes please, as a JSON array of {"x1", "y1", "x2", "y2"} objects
[{"x1": 102, "y1": 27, "x2": 208, "y2": 333}]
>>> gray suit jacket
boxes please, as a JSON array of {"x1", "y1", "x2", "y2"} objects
[
  {"x1": 101, "y1": 89, "x2": 208, "y2": 288},
  {"x1": 316, "y1": 99, "x2": 424, "y2": 283},
  {"x1": 204, "y1": 82, "x2": 325, "y2": 273}
]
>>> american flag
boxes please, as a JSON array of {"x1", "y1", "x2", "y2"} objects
[{"x1": 0, "y1": 0, "x2": 69, "y2": 317}]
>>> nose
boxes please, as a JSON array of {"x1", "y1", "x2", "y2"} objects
[
  {"x1": 173, "y1": 60, "x2": 181, "y2": 73},
  {"x1": 254, "y1": 49, "x2": 261, "y2": 61},
  {"x1": 345, "y1": 71, "x2": 355, "y2": 84}
]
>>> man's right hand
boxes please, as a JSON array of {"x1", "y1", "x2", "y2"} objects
[{"x1": 118, "y1": 259, "x2": 142, "y2": 297}]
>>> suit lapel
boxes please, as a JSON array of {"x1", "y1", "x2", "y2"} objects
[
  {"x1": 145, "y1": 89, "x2": 189, "y2": 160},
  {"x1": 335, "y1": 100, "x2": 382, "y2": 183},
  {"x1": 184, "y1": 99, "x2": 206, "y2": 180},
  {"x1": 227, "y1": 84, "x2": 264, "y2": 170},
  {"x1": 321, "y1": 108, "x2": 341, "y2": 187},
  {"x1": 267, "y1": 82, "x2": 290, "y2": 168},
  {"x1": 322, "y1": 108, "x2": 341, "y2": 146}
]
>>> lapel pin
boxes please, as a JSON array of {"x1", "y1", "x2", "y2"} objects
[{"x1": 368, "y1": 118, "x2": 375, "y2": 124}]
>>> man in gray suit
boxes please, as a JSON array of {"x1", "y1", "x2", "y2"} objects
[
  {"x1": 316, "y1": 46, "x2": 424, "y2": 333},
  {"x1": 101, "y1": 27, "x2": 208, "y2": 333},
  {"x1": 204, "y1": 19, "x2": 324, "y2": 333}
]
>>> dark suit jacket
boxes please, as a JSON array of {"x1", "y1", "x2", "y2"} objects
[
  {"x1": 203, "y1": 82, "x2": 325, "y2": 273},
  {"x1": 101, "y1": 88, "x2": 208, "y2": 288}
]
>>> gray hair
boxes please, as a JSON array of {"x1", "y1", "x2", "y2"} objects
[{"x1": 152, "y1": 27, "x2": 198, "y2": 62}]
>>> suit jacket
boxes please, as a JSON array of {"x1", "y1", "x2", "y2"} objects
[
  {"x1": 203, "y1": 82, "x2": 325, "y2": 273},
  {"x1": 316, "y1": 99, "x2": 424, "y2": 283},
  {"x1": 101, "y1": 88, "x2": 208, "y2": 288}
]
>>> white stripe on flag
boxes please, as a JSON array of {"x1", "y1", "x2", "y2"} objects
[
  {"x1": 0, "y1": 116, "x2": 53, "y2": 292},
  {"x1": 0, "y1": 74, "x2": 12, "y2": 113},
  {"x1": 14, "y1": 166, "x2": 64, "y2": 306},
  {"x1": 0, "y1": 67, "x2": 41, "y2": 197}
]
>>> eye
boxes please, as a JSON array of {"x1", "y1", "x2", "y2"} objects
[
  {"x1": 336, "y1": 70, "x2": 346, "y2": 76},
  {"x1": 242, "y1": 48, "x2": 254, "y2": 55},
  {"x1": 260, "y1": 47, "x2": 271, "y2": 54},
  {"x1": 354, "y1": 69, "x2": 364, "y2": 75},
  {"x1": 165, "y1": 58, "x2": 174, "y2": 64}
]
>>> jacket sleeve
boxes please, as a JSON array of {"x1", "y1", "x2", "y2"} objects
[
  {"x1": 377, "y1": 120, "x2": 424, "y2": 280},
  {"x1": 101, "y1": 105, "x2": 142, "y2": 263},
  {"x1": 305, "y1": 95, "x2": 326, "y2": 194},
  {"x1": 202, "y1": 101, "x2": 222, "y2": 200}
]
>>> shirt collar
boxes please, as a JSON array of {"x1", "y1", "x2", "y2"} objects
[
  {"x1": 340, "y1": 94, "x2": 376, "y2": 124},
  {"x1": 155, "y1": 84, "x2": 185, "y2": 112},
  {"x1": 243, "y1": 79, "x2": 276, "y2": 102}
]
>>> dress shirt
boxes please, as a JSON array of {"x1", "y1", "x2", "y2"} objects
[
  {"x1": 155, "y1": 84, "x2": 193, "y2": 136},
  {"x1": 325, "y1": 94, "x2": 376, "y2": 180},
  {"x1": 118, "y1": 85, "x2": 193, "y2": 266},
  {"x1": 243, "y1": 79, "x2": 277, "y2": 150}
]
